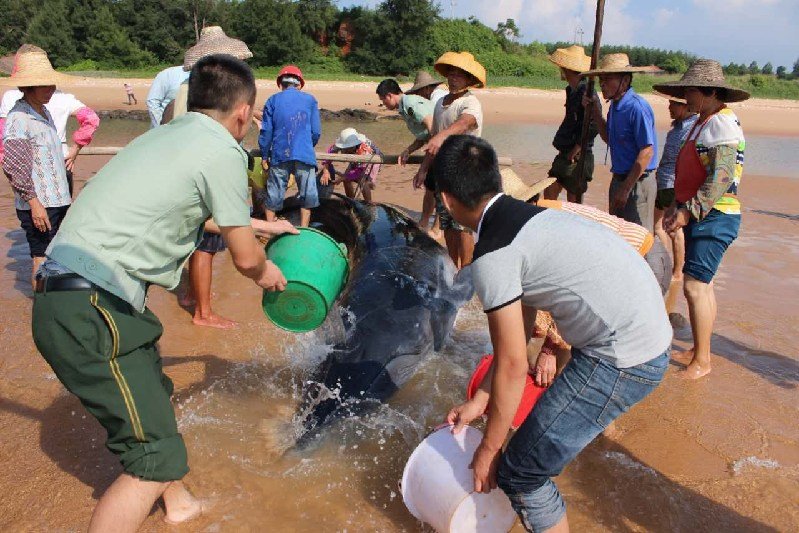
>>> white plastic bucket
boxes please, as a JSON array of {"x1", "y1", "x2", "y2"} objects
[{"x1": 401, "y1": 425, "x2": 517, "y2": 532}]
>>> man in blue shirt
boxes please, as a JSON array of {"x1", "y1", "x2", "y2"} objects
[
  {"x1": 146, "y1": 66, "x2": 189, "y2": 128},
  {"x1": 583, "y1": 54, "x2": 658, "y2": 232},
  {"x1": 259, "y1": 65, "x2": 321, "y2": 227}
]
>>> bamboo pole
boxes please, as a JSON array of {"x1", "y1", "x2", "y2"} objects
[
  {"x1": 79, "y1": 147, "x2": 513, "y2": 166},
  {"x1": 575, "y1": 0, "x2": 606, "y2": 204}
]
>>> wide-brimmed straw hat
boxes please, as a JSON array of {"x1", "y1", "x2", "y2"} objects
[
  {"x1": 501, "y1": 169, "x2": 555, "y2": 202},
  {"x1": 0, "y1": 48, "x2": 77, "y2": 87},
  {"x1": 581, "y1": 53, "x2": 659, "y2": 77},
  {"x1": 406, "y1": 70, "x2": 443, "y2": 94},
  {"x1": 654, "y1": 91, "x2": 688, "y2": 105},
  {"x1": 548, "y1": 45, "x2": 591, "y2": 73},
  {"x1": 434, "y1": 51, "x2": 487, "y2": 89},
  {"x1": 183, "y1": 26, "x2": 253, "y2": 71},
  {"x1": 335, "y1": 127, "x2": 366, "y2": 149},
  {"x1": 653, "y1": 59, "x2": 750, "y2": 103}
]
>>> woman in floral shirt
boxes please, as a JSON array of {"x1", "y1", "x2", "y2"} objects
[
  {"x1": 1, "y1": 49, "x2": 76, "y2": 288},
  {"x1": 320, "y1": 127, "x2": 382, "y2": 203},
  {"x1": 657, "y1": 60, "x2": 749, "y2": 380}
]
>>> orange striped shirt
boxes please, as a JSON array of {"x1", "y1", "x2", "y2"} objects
[{"x1": 538, "y1": 199, "x2": 654, "y2": 256}]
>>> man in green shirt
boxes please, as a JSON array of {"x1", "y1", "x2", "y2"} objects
[{"x1": 31, "y1": 55, "x2": 287, "y2": 531}]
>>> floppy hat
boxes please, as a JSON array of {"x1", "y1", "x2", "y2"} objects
[
  {"x1": 501, "y1": 168, "x2": 556, "y2": 202},
  {"x1": 653, "y1": 59, "x2": 750, "y2": 103},
  {"x1": 406, "y1": 70, "x2": 443, "y2": 94},
  {"x1": 654, "y1": 91, "x2": 688, "y2": 105},
  {"x1": 277, "y1": 64, "x2": 305, "y2": 88},
  {"x1": 548, "y1": 45, "x2": 591, "y2": 73},
  {"x1": 581, "y1": 53, "x2": 659, "y2": 77},
  {"x1": 183, "y1": 26, "x2": 253, "y2": 71},
  {"x1": 434, "y1": 51, "x2": 487, "y2": 89},
  {"x1": 0, "y1": 48, "x2": 77, "y2": 87},
  {"x1": 334, "y1": 127, "x2": 366, "y2": 149}
]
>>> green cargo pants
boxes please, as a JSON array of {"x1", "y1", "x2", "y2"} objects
[{"x1": 32, "y1": 286, "x2": 188, "y2": 482}]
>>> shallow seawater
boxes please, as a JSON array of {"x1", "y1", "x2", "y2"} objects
[{"x1": 74, "y1": 117, "x2": 799, "y2": 178}]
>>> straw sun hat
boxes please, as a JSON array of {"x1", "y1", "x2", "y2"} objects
[
  {"x1": 500, "y1": 168, "x2": 555, "y2": 202},
  {"x1": 335, "y1": 127, "x2": 366, "y2": 149},
  {"x1": 0, "y1": 47, "x2": 77, "y2": 87},
  {"x1": 406, "y1": 70, "x2": 443, "y2": 94},
  {"x1": 548, "y1": 45, "x2": 591, "y2": 73},
  {"x1": 434, "y1": 51, "x2": 487, "y2": 89},
  {"x1": 581, "y1": 53, "x2": 659, "y2": 77},
  {"x1": 653, "y1": 59, "x2": 750, "y2": 103},
  {"x1": 183, "y1": 26, "x2": 253, "y2": 71}
]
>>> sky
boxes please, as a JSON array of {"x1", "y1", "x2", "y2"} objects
[{"x1": 340, "y1": 0, "x2": 799, "y2": 69}]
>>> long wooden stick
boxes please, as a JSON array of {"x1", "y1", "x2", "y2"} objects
[
  {"x1": 575, "y1": 0, "x2": 606, "y2": 204},
  {"x1": 79, "y1": 147, "x2": 513, "y2": 166}
]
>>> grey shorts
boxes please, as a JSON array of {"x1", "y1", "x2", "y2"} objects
[{"x1": 644, "y1": 238, "x2": 672, "y2": 294}]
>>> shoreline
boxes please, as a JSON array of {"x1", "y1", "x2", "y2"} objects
[{"x1": 53, "y1": 78, "x2": 799, "y2": 137}]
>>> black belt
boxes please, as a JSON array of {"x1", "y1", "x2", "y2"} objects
[
  {"x1": 613, "y1": 170, "x2": 652, "y2": 182},
  {"x1": 34, "y1": 274, "x2": 94, "y2": 293}
]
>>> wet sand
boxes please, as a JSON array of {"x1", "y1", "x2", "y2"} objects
[{"x1": 0, "y1": 92, "x2": 798, "y2": 531}]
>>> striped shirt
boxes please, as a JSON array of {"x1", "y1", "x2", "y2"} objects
[{"x1": 538, "y1": 199, "x2": 654, "y2": 255}]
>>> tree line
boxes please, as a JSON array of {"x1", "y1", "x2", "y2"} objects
[{"x1": 1, "y1": 0, "x2": 797, "y2": 81}]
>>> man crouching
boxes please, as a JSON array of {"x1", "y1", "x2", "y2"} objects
[
  {"x1": 31, "y1": 55, "x2": 289, "y2": 531},
  {"x1": 438, "y1": 135, "x2": 671, "y2": 532}
]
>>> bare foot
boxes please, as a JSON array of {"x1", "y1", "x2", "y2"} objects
[
  {"x1": 164, "y1": 487, "x2": 205, "y2": 526},
  {"x1": 679, "y1": 360, "x2": 711, "y2": 380},
  {"x1": 192, "y1": 314, "x2": 237, "y2": 329},
  {"x1": 671, "y1": 349, "x2": 694, "y2": 366}
]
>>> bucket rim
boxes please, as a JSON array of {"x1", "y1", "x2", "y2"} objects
[{"x1": 265, "y1": 226, "x2": 349, "y2": 263}]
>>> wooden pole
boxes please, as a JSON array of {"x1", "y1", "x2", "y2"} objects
[
  {"x1": 575, "y1": 0, "x2": 606, "y2": 204},
  {"x1": 79, "y1": 147, "x2": 513, "y2": 166}
]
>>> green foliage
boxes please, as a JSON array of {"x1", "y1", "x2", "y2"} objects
[
  {"x1": 761, "y1": 62, "x2": 773, "y2": 75},
  {"x1": 296, "y1": 0, "x2": 338, "y2": 43},
  {"x1": 776, "y1": 65, "x2": 788, "y2": 79},
  {"x1": 430, "y1": 18, "x2": 502, "y2": 57},
  {"x1": 344, "y1": 0, "x2": 440, "y2": 75},
  {"x1": 85, "y1": 5, "x2": 157, "y2": 68},
  {"x1": 26, "y1": 0, "x2": 79, "y2": 67},
  {"x1": 661, "y1": 56, "x2": 688, "y2": 74},
  {"x1": 0, "y1": 0, "x2": 36, "y2": 55},
  {"x1": 232, "y1": 0, "x2": 315, "y2": 67},
  {"x1": 748, "y1": 61, "x2": 759, "y2": 74},
  {"x1": 793, "y1": 58, "x2": 799, "y2": 77},
  {"x1": 63, "y1": 59, "x2": 100, "y2": 71},
  {"x1": 475, "y1": 51, "x2": 557, "y2": 78}
]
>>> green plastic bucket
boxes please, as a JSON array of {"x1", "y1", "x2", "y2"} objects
[{"x1": 262, "y1": 227, "x2": 349, "y2": 332}]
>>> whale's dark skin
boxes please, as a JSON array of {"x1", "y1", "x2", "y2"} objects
[{"x1": 293, "y1": 196, "x2": 472, "y2": 444}]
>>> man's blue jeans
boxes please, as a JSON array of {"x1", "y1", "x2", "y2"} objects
[
  {"x1": 266, "y1": 160, "x2": 319, "y2": 211},
  {"x1": 497, "y1": 349, "x2": 669, "y2": 532}
]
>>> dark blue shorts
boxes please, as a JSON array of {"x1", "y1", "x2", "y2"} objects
[
  {"x1": 196, "y1": 231, "x2": 226, "y2": 254},
  {"x1": 683, "y1": 209, "x2": 740, "y2": 283},
  {"x1": 17, "y1": 205, "x2": 70, "y2": 257}
]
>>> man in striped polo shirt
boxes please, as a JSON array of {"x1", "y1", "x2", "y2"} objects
[{"x1": 439, "y1": 135, "x2": 671, "y2": 532}]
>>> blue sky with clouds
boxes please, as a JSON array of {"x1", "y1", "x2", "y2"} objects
[{"x1": 340, "y1": 0, "x2": 799, "y2": 69}]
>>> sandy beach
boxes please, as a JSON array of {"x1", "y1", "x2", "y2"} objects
[{"x1": 0, "y1": 80, "x2": 797, "y2": 531}]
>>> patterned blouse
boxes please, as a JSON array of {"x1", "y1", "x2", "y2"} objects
[{"x1": 2, "y1": 100, "x2": 70, "y2": 210}]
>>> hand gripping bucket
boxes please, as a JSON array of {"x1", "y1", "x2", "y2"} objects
[
  {"x1": 401, "y1": 425, "x2": 517, "y2": 532},
  {"x1": 263, "y1": 227, "x2": 349, "y2": 332}
]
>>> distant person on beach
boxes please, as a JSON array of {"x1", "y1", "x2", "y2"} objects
[
  {"x1": 124, "y1": 82, "x2": 138, "y2": 105},
  {"x1": 0, "y1": 45, "x2": 100, "y2": 197},
  {"x1": 415, "y1": 51, "x2": 486, "y2": 268},
  {"x1": 543, "y1": 45, "x2": 598, "y2": 203},
  {"x1": 376, "y1": 78, "x2": 438, "y2": 232},
  {"x1": 1, "y1": 48, "x2": 77, "y2": 288},
  {"x1": 259, "y1": 64, "x2": 321, "y2": 228},
  {"x1": 321, "y1": 127, "x2": 382, "y2": 203},
  {"x1": 31, "y1": 55, "x2": 290, "y2": 532},
  {"x1": 583, "y1": 54, "x2": 658, "y2": 231},
  {"x1": 658, "y1": 60, "x2": 749, "y2": 380},
  {"x1": 406, "y1": 70, "x2": 448, "y2": 104},
  {"x1": 654, "y1": 94, "x2": 698, "y2": 313},
  {"x1": 438, "y1": 135, "x2": 671, "y2": 533},
  {"x1": 146, "y1": 65, "x2": 189, "y2": 128}
]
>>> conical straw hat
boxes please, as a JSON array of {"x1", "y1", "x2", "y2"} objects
[
  {"x1": 0, "y1": 48, "x2": 78, "y2": 87},
  {"x1": 183, "y1": 26, "x2": 253, "y2": 71},
  {"x1": 653, "y1": 59, "x2": 750, "y2": 103},
  {"x1": 434, "y1": 51, "x2": 487, "y2": 88},
  {"x1": 581, "y1": 53, "x2": 660, "y2": 77},
  {"x1": 500, "y1": 168, "x2": 555, "y2": 202},
  {"x1": 406, "y1": 70, "x2": 443, "y2": 94},
  {"x1": 548, "y1": 45, "x2": 591, "y2": 73}
]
